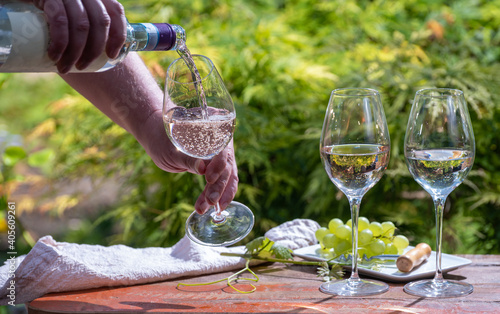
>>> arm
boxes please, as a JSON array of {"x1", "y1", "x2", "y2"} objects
[
  {"x1": 26, "y1": 0, "x2": 238, "y2": 213},
  {"x1": 60, "y1": 53, "x2": 238, "y2": 214}
]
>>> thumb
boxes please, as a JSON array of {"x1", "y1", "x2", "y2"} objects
[
  {"x1": 176, "y1": 153, "x2": 206, "y2": 175},
  {"x1": 194, "y1": 158, "x2": 207, "y2": 175}
]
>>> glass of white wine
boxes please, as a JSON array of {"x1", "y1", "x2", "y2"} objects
[
  {"x1": 404, "y1": 88, "x2": 475, "y2": 297},
  {"x1": 319, "y1": 88, "x2": 391, "y2": 296},
  {"x1": 163, "y1": 54, "x2": 254, "y2": 247}
]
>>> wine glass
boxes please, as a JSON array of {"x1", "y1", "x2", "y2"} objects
[
  {"x1": 319, "y1": 88, "x2": 391, "y2": 296},
  {"x1": 403, "y1": 88, "x2": 475, "y2": 297},
  {"x1": 163, "y1": 54, "x2": 254, "y2": 247}
]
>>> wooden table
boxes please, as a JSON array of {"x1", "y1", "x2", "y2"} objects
[{"x1": 27, "y1": 255, "x2": 500, "y2": 313}]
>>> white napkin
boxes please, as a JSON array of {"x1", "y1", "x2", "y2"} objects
[{"x1": 0, "y1": 218, "x2": 319, "y2": 305}]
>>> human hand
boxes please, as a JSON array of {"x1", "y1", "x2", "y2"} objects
[
  {"x1": 28, "y1": 0, "x2": 127, "y2": 73},
  {"x1": 194, "y1": 141, "x2": 239, "y2": 214},
  {"x1": 142, "y1": 110, "x2": 239, "y2": 215}
]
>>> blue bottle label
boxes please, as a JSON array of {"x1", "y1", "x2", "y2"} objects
[{"x1": 140, "y1": 23, "x2": 160, "y2": 50}]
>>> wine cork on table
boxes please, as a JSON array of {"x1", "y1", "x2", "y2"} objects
[{"x1": 396, "y1": 243, "x2": 432, "y2": 272}]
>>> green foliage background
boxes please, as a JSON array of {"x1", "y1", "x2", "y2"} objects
[{"x1": 2, "y1": 0, "x2": 500, "y2": 254}]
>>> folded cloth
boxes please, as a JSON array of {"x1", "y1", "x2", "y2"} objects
[{"x1": 0, "y1": 218, "x2": 319, "y2": 305}]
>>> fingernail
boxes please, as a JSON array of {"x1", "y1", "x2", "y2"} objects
[
  {"x1": 109, "y1": 49, "x2": 121, "y2": 59},
  {"x1": 207, "y1": 173, "x2": 218, "y2": 183},
  {"x1": 75, "y1": 61, "x2": 88, "y2": 70},
  {"x1": 106, "y1": 46, "x2": 120, "y2": 59},
  {"x1": 48, "y1": 50, "x2": 61, "y2": 62},
  {"x1": 198, "y1": 200, "x2": 209, "y2": 214},
  {"x1": 209, "y1": 192, "x2": 220, "y2": 202},
  {"x1": 196, "y1": 159, "x2": 206, "y2": 174},
  {"x1": 58, "y1": 65, "x2": 71, "y2": 74}
]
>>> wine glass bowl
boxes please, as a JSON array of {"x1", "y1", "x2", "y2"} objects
[
  {"x1": 164, "y1": 106, "x2": 235, "y2": 159},
  {"x1": 163, "y1": 54, "x2": 254, "y2": 247},
  {"x1": 164, "y1": 54, "x2": 235, "y2": 160},
  {"x1": 319, "y1": 88, "x2": 390, "y2": 296},
  {"x1": 403, "y1": 88, "x2": 475, "y2": 298}
]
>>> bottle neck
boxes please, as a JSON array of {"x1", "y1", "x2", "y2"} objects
[{"x1": 129, "y1": 23, "x2": 185, "y2": 52}]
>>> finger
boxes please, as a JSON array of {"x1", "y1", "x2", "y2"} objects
[
  {"x1": 139, "y1": 110, "x2": 207, "y2": 175},
  {"x1": 76, "y1": 0, "x2": 111, "y2": 70},
  {"x1": 194, "y1": 149, "x2": 237, "y2": 214},
  {"x1": 158, "y1": 152, "x2": 206, "y2": 175},
  {"x1": 57, "y1": 0, "x2": 89, "y2": 73},
  {"x1": 204, "y1": 147, "x2": 229, "y2": 184},
  {"x1": 102, "y1": 0, "x2": 127, "y2": 58},
  {"x1": 205, "y1": 161, "x2": 231, "y2": 205},
  {"x1": 194, "y1": 190, "x2": 210, "y2": 215},
  {"x1": 216, "y1": 154, "x2": 239, "y2": 209},
  {"x1": 41, "y1": 0, "x2": 68, "y2": 63},
  {"x1": 170, "y1": 149, "x2": 207, "y2": 175}
]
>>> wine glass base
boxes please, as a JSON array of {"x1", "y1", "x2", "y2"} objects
[
  {"x1": 404, "y1": 279, "x2": 473, "y2": 298},
  {"x1": 319, "y1": 278, "x2": 389, "y2": 296},
  {"x1": 186, "y1": 201, "x2": 254, "y2": 247}
]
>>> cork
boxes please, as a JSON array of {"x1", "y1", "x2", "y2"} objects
[{"x1": 396, "y1": 243, "x2": 432, "y2": 272}]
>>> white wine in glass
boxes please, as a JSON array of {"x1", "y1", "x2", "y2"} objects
[
  {"x1": 163, "y1": 53, "x2": 254, "y2": 247},
  {"x1": 319, "y1": 88, "x2": 390, "y2": 296},
  {"x1": 404, "y1": 88, "x2": 475, "y2": 298}
]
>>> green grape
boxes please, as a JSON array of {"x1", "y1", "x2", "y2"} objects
[
  {"x1": 318, "y1": 248, "x2": 335, "y2": 259},
  {"x1": 381, "y1": 237, "x2": 392, "y2": 244},
  {"x1": 358, "y1": 229, "x2": 373, "y2": 245},
  {"x1": 328, "y1": 218, "x2": 344, "y2": 233},
  {"x1": 358, "y1": 217, "x2": 370, "y2": 231},
  {"x1": 334, "y1": 239, "x2": 351, "y2": 256},
  {"x1": 369, "y1": 239, "x2": 386, "y2": 255},
  {"x1": 384, "y1": 242, "x2": 398, "y2": 255},
  {"x1": 323, "y1": 233, "x2": 338, "y2": 249},
  {"x1": 336, "y1": 225, "x2": 352, "y2": 240},
  {"x1": 317, "y1": 218, "x2": 409, "y2": 258},
  {"x1": 363, "y1": 247, "x2": 374, "y2": 258},
  {"x1": 357, "y1": 247, "x2": 368, "y2": 258},
  {"x1": 381, "y1": 221, "x2": 396, "y2": 237},
  {"x1": 315, "y1": 227, "x2": 329, "y2": 242},
  {"x1": 393, "y1": 235, "x2": 409, "y2": 250},
  {"x1": 368, "y1": 222, "x2": 383, "y2": 237}
]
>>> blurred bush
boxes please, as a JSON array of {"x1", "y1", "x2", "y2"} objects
[{"x1": 1, "y1": 0, "x2": 500, "y2": 253}]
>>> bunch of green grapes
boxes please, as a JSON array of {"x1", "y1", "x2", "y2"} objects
[{"x1": 315, "y1": 217, "x2": 409, "y2": 258}]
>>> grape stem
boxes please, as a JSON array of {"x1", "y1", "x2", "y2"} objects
[
  {"x1": 177, "y1": 253, "x2": 345, "y2": 294},
  {"x1": 177, "y1": 259, "x2": 259, "y2": 294}
]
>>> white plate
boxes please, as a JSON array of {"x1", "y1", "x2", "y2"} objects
[{"x1": 293, "y1": 244, "x2": 472, "y2": 283}]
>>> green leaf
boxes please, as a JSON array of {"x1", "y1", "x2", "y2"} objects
[
  {"x1": 270, "y1": 245, "x2": 293, "y2": 260},
  {"x1": 28, "y1": 148, "x2": 55, "y2": 168},
  {"x1": 245, "y1": 236, "x2": 266, "y2": 254},
  {"x1": 245, "y1": 236, "x2": 275, "y2": 254},
  {"x1": 257, "y1": 251, "x2": 273, "y2": 259},
  {"x1": 2, "y1": 146, "x2": 26, "y2": 166}
]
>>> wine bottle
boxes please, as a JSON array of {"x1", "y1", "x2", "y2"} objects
[{"x1": 0, "y1": 2, "x2": 185, "y2": 73}]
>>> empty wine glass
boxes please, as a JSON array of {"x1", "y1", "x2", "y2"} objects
[
  {"x1": 319, "y1": 88, "x2": 390, "y2": 296},
  {"x1": 403, "y1": 88, "x2": 475, "y2": 297},
  {"x1": 163, "y1": 54, "x2": 254, "y2": 247}
]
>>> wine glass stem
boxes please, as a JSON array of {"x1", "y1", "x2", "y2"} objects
[
  {"x1": 432, "y1": 196, "x2": 447, "y2": 283},
  {"x1": 348, "y1": 196, "x2": 362, "y2": 282},
  {"x1": 212, "y1": 202, "x2": 225, "y2": 223}
]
